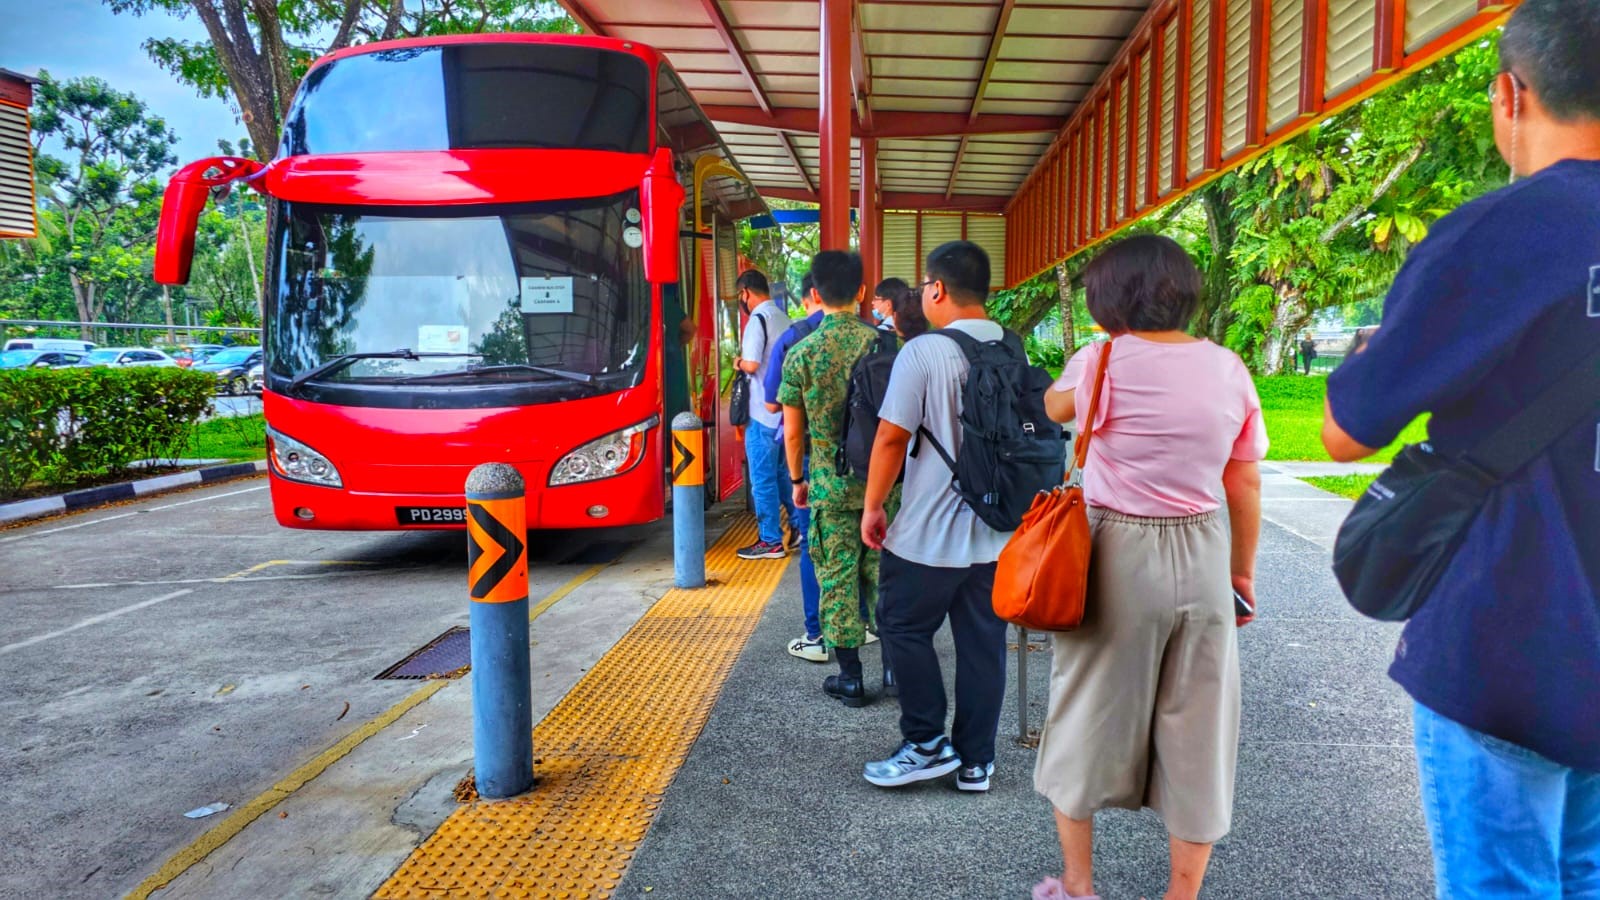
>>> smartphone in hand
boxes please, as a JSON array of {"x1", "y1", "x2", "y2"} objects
[{"x1": 1233, "y1": 590, "x2": 1255, "y2": 619}]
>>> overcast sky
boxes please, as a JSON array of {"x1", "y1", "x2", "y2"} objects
[{"x1": 1, "y1": 0, "x2": 243, "y2": 165}]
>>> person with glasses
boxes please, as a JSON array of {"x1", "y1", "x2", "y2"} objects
[
  {"x1": 733, "y1": 269, "x2": 796, "y2": 561},
  {"x1": 1323, "y1": 2, "x2": 1600, "y2": 896}
]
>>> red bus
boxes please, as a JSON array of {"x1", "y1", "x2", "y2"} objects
[{"x1": 155, "y1": 35, "x2": 764, "y2": 530}]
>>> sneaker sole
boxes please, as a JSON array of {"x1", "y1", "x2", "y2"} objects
[
  {"x1": 736, "y1": 551, "x2": 787, "y2": 560},
  {"x1": 863, "y1": 757, "x2": 961, "y2": 787},
  {"x1": 957, "y1": 778, "x2": 990, "y2": 792},
  {"x1": 787, "y1": 648, "x2": 829, "y2": 663}
]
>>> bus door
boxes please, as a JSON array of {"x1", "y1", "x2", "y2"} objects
[{"x1": 710, "y1": 216, "x2": 743, "y2": 503}]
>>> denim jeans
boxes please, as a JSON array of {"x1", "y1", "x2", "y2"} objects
[
  {"x1": 744, "y1": 420, "x2": 786, "y2": 545},
  {"x1": 792, "y1": 457, "x2": 821, "y2": 638},
  {"x1": 1414, "y1": 701, "x2": 1600, "y2": 899}
]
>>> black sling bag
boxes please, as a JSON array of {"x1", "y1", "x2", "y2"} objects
[{"x1": 1332, "y1": 343, "x2": 1600, "y2": 621}]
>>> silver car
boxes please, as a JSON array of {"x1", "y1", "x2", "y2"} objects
[{"x1": 76, "y1": 348, "x2": 180, "y2": 368}]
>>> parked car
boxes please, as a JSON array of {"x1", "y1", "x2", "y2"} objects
[
  {"x1": 246, "y1": 362, "x2": 264, "y2": 394},
  {"x1": 0, "y1": 349, "x2": 86, "y2": 369},
  {"x1": 76, "y1": 348, "x2": 180, "y2": 368},
  {"x1": 193, "y1": 346, "x2": 264, "y2": 395},
  {"x1": 171, "y1": 344, "x2": 226, "y2": 368},
  {"x1": 4, "y1": 338, "x2": 97, "y2": 353}
]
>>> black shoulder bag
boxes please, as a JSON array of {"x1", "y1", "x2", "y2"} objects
[{"x1": 1332, "y1": 344, "x2": 1600, "y2": 621}]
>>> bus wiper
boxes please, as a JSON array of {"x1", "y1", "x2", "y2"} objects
[
  {"x1": 289, "y1": 350, "x2": 474, "y2": 392},
  {"x1": 394, "y1": 363, "x2": 596, "y2": 385}
]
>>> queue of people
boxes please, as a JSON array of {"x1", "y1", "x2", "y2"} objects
[{"x1": 724, "y1": 7, "x2": 1597, "y2": 895}]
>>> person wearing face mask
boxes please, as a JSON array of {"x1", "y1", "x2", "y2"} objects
[{"x1": 872, "y1": 278, "x2": 908, "y2": 333}]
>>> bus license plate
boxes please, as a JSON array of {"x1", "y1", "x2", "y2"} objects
[{"x1": 396, "y1": 506, "x2": 466, "y2": 525}]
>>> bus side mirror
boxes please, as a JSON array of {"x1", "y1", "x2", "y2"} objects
[
  {"x1": 641, "y1": 148, "x2": 685, "y2": 284},
  {"x1": 155, "y1": 156, "x2": 266, "y2": 285}
]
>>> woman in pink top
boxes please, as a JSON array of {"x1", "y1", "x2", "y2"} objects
[{"x1": 1031, "y1": 236, "x2": 1266, "y2": 900}]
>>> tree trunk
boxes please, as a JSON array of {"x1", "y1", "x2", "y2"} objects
[
  {"x1": 1056, "y1": 263, "x2": 1075, "y2": 353},
  {"x1": 189, "y1": 0, "x2": 281, "y2": 160},
  {"x1": 1198, "y1": 184, "x2": 1238, "y2": 343},
  {"x1": 236, "y1": 194, "x2": 263, "y2": 319},
  {"x1": 69, "y1": 271, "x2": 96, "y2": 339},
  {"x1": 1263, "y1": 285, "x2": 1310, "y2": 374}
]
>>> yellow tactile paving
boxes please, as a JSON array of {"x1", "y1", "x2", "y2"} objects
[{"x1": 376, "y1": 514, "x2": 787, "y2": 899}]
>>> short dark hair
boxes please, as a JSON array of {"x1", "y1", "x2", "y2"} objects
[
  {"x1": 735, "y1": 269, "x2": 769, "y2": 296},
  {"x1": 1082, "y1": 234, "x2": 1202, "y2": 334},
  {"x1": 809, "y1": 251, "x2": 864, "y2": 309},
  {"x1": 891, "y1": 287, "x2": 930, "y2": 339},
  {"x1": 1501, "y1": 0, "x2": 1600, "y2": 122},
  {"x1": 874, "y1": 277, "x2": 910, "y2": 299},
  {"x1": 924, "y1": 241, "x2": 990, "y2": 307},
  {"x1": 799, "y1": 272, "x2": 815, "y2": 302}
]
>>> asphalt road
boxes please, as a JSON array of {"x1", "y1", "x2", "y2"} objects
[{"x1": 0, "y1": 478, "x2": 647, "y2": 898}]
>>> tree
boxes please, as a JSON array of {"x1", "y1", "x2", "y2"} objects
[
  {"x1": 27, "y1": 73, "x2": 178, "y2": 338},
  {"x1": 106, "y1": 1, "x2": 579, "y2": 159}
]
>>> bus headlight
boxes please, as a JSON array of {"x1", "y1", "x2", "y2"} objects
[
  {"x1": 267, "y1": 426, "x2": 343, "y2": 488},
  {"x1": 549, "y1": 416, "x2": 659, "y2": 486}
]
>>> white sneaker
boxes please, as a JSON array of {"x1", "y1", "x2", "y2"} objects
[
  {"x1": 787, "y1": 635, "x2": 829, "y2": 662},
  {"x1": 864, "y1": 630, "x2": 880, "y2": 644}
]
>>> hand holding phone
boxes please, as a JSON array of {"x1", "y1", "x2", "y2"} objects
[
  {"x1": 1233, "y1": 590, "x2": 1255, "y2": 620},
  {"x1": 1232, "y1": 574, "x2": 1256, "y2": 627}
]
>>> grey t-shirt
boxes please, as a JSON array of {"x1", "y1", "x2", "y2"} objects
[
  {"x1": 876, "y1": 317, "x2": 1011, "y2": 568},
  {"x1": 740, "y1": 301, "x2": 790, "y2": 429}
]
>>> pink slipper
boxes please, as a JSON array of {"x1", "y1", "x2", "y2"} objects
[{"x1": 1031, "y1": 876, "x2": 1100, "y2": 900}]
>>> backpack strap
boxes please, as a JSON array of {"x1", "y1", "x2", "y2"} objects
[{"x1": 917, "y1": 327, "x2": 991, "y2": 475}]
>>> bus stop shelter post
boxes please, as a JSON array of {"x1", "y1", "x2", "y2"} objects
[
  {"x1": 671, "y1": 412, "x2": 706, "y2": 588},
  {"x1": 464, "y1": 463, "x2": 534, "y2": 799},
  {"x1": 1017, "y1": 625, "x2": 1029, "y2": 743}
]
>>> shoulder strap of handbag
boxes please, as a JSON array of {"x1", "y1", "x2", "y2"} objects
[
  {"x1": 1463, "y1": 340, "x2": 1600, "y2": 479},
  {"x1": 1070, "y1": 339, "x2": 1114, "y2": 474}
]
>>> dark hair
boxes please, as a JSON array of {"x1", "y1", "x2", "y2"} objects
[
  {"x1": 891, "y1": 287, "x2": 930, "y2": 339},
  {"x1": 798, "y1": 272, "x2": 815, "y2": 302},
  {"x1": 874, "y1": 277, "x2": 910, "y2": 299},
  {"x1": 1082, "y1": 234, "x2": 1202, "y2": 334},
  {"x1": 1501, "y1": 0, "x2": 1600, "y2": 122},
  {"x1": 809, "y1": 250, "x2": 864, "y2": 308},
  {"x1": 924, "y1": 241, "x2": 990, "y2": 307},
  {"x1": 735, "y1": 269, "x2": 769, "y2": 296}
]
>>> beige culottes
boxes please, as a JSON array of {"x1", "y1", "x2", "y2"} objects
[{"x1": 1032, "y1": 508, "x2": 1240, "y2": 844}]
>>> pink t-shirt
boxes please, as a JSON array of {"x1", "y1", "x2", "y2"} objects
[{"x1": 1055, "y1": 336, "x2": 1268, "y2": 517}]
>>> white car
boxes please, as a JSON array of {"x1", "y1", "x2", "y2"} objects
[
  {"x1": 76, "y1": 348, "x2": 180, "y2": 368},
  {"x1": 4, "y1": 338, "x2": 97, "y2": 353}
]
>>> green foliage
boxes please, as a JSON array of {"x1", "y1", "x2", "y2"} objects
[
  {"x1": 0, "y1": 367, "x2": 215, "y2": 499},
  {"x1": 1302, "y1": 474, "x2": 1377, "y2": 500},
  {"x1": 183, "y1": 412, "x2": 266, "y2": 462},
  {"x1": 1023, "y1": 334, "x2": 1065, "y2": 371},
  {"x1": 1254, "y1": 376, "x2": 1427, "y2": 463}
]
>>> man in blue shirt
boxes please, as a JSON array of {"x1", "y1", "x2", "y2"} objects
[
  {"x1": 1323, "y1": 3, "x2": 1600, "y2": 894},
  {"x1": 764, "y1": 275, "x2": 828, "y2": 661}
]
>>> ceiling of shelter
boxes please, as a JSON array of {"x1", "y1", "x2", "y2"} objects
[{"x1": 557, "y1": 0, "x2": 1154, "y2": 211}]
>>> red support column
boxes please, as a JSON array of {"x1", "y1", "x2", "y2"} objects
[
  {"x1": 819, "y1": 0, "x2": 853, "y2": 250},
  {"x1": 860, "y1": 136, "x2": 880, "y2": 306}
]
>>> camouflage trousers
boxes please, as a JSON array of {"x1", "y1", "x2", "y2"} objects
[{"x1": 808, "y1": 507, "x2": 879, "y2": 650}]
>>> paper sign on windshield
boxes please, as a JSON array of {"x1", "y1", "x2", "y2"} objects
[
  {"x1": 521, "y1": 276, "x2": 575, "y2": 314},
  {"x1": 418, "y1": 325, "x2": 467, "y2": 353}
]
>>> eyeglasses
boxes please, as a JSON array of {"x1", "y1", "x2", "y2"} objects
[{"x1": 918, "y1": 279, "x2": 938, "y2": 292}]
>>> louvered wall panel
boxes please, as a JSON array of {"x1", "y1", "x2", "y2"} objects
[
  {"x1": 1187, "y1": 0, "x2": 1212, "y2": 178},
  {"x1": 1219, "y1": 0, "x2": 1253, "y2": 158},
  {"x1": 1136, "y1": 49, "x2": 1152, "y2": 209},
  {"x1": 882, "y1": 212, "x2": 919, "y2": 283},
  {"x1": 1098, "y1": 106, "x2": 1111, "y2": 233},
  {"x1": 1326, "y1": 1, "x2": 1377, "y2": 97},
  {"x1": 1406, "y1": 0, "x2": 1478, "y2": 52},
  {"x1": 921, "y1": 213, "x2": 964, "y2": 264},
  {"x1": 1114, "y1": 82, "x2": 1128, "y2": 218},
  {"x1": 0, "y1": 103, "x2": 36, "y2": 237},
  {"x1": 1159, "y1": 17, "x2": 1179, "y2": 192},
  {"x1": 1267, "y1": 0, "x2": 1307, "y2": 131},
  {"x1": 966, "y1": 214, "x2": 1007, "y2": 288}
]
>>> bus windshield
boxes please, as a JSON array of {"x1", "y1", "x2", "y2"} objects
[{"x1": 268, "y1": 191, "x2": 650, "y2": 404}]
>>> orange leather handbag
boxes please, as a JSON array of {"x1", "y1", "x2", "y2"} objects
[{"x1": 991, "y1": 340, "x2": 1112, "y2": 631}]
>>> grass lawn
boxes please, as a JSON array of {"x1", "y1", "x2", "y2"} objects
[
  {"x1": 1302, "y1": 474, "x2": 1377, "y2": 500},
  {"x1": 1255, "y1": 376, "x2": 1425, "y2": 463},
  {"x1": 184, "y1": 412, "x2": 267, "y2": 461}
]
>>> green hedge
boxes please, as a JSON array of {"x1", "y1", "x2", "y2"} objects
[{"x1": 0, "y1": 367, "x2": 215, "y2": 500}]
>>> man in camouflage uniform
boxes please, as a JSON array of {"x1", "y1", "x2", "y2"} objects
[{"x1": 778, "y1": 250, "x2": 880, "y2": 707}]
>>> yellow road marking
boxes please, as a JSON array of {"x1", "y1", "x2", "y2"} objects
[
  {"x1": 127, "y1": 562, "x2": 615, "y2": 899},
  {"x1": 375, "y1": 515, "x2": 787, "y2": 899}
]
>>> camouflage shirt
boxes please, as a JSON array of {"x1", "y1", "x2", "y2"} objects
[{"x1": 777, "y1": 311, "x2": 880, "y2": 510}]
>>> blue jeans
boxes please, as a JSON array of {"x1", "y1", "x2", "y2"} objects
[
  {"x1": 790, "y1": 455, "x2": 821, "y2": 638},
  {"x1": 1414, "y1": 702, "x2": 1600, "y2": 899},
  {"x1": 744, "y1": 420, "x2": 787, "y2": 545}
]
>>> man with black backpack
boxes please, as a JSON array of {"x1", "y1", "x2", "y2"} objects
[
  {"x1": 861, "y1": 240, "x2": 1064, "y2": 792},
  {"x1": 778, "y1": 251, "x2": 885, "y2": 707}
]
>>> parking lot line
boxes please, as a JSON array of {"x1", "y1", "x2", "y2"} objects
[
  {"x1": 125, "y1": 560, "x2": 615, "y2": 900},
  {"x1": 0, "y1": 589, "x2": 195, "y2": 656},
  {"x1": 0, "y1": 484, "x2": 267, "y2": 546}
]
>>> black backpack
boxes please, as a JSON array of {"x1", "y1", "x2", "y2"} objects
[
  {"x1": 835, "y1": 330, "x2": 901, "y2": 481},
  {"x1": 918, "y1": 328, "x2": 1067, "y2": 532}
]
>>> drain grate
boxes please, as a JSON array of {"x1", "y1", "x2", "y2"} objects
[{"x1": 375, "y1": 626, "x2": 471, "y2": 680}]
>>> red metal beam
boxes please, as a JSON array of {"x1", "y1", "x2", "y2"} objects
[
  {"x1": 1174, "y1": 0, "x2": 1193, "y2": 188},
  {"x1": 1299, "y1": 0, "x2": 1327, "y2": 118},
  {"x1": 820, "y1": 0, "x2": 853, "y2": 250},
  {"x1": 861, "y1": 137, "x2": 881, "y2": 306},
  {"x1": 700, "y1": 106, "x2": 1063, "y2": 138},
  {"x1": 972, "y1": 0, "x2": 1018, "y2": 123},
  {"x1": 553, "y1": 0, "x2": 606, "y2": 35},
  {"x1": 1246, "y1": 0, "x2": 1270, "y2": 147},
  {"x1": 1147, "y1": 27, "x2": 1163, "y2": 207},
  {"x1": 1375, "y1": 0, "x2": 1406, "y2": 73},
  {"x1": 851, "y1": 0, "x2": 874, "y2": 131},
  {"x1": 946, "y1": 137, "x2": 969, "y2": 200},
  {"x1": 697, "y1": 0, "x2": 773, "y2": 115},
  {"x1": 778, "y1": 132, "x2": 815, "y2": 194},
  {"x1": 1206, "y1": 0, "x2": 1226, "y2": 169},
  {"x1": 763, "y1": 186, "x2": 1007, "y2": 212}
]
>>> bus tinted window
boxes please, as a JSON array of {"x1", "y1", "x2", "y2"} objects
[{"x1": 282, "y1": 44, "x2": 650, "y2": 156}]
